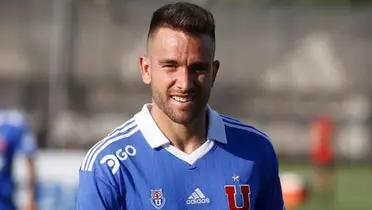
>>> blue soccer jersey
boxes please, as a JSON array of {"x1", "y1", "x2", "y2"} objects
[
  {"x1": 0, "y1": 110, "x2": 37, "y2": 210},
  {"x1": 77, "y1": 104, "x2": 284, "y2": 210}
]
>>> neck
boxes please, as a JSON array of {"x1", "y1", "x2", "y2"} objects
[{"x1": 150, "y1": 104, "x2": 208, "y2": 154}]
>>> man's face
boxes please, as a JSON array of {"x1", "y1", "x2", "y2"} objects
[{"x1": 140, "y1": 27, "x2": 219, "y2": 124}]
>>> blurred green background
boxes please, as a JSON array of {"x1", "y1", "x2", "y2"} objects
[{"x1": 281, "y1": 163, "x2": 372, "y2": 210}]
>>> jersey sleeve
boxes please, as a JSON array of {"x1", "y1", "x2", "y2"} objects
[
  {"x1": 12, "y1": 113, "x2": 37, "y2": 157},
  {"x1": 76, "y1": 171, "x2": 123, "y2": 210},
  {"x1": 17, "y1": 129, "x2": 37, "y2": 157},
  {"x1": 76, "y1": 153, "x2": 125, "y2": 210},
  {"x1": 256, "y1": 140, "x2": 285, "y2": 210}
]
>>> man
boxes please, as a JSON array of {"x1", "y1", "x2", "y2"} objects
[
  {"x1": 0, "y1": 110, "x2": 37, "y2": 210},
  {"x1": 310, "y1": 115, "x2": 334, "y2": 206},
  {"x1": 77, "y1": 2, "x2": 284, "y2": 210}
]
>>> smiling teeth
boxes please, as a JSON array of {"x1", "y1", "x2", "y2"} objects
[{"x1": 172, "y1": 96, "x2": 192, "y2": 102}]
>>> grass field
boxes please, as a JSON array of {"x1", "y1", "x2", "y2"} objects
[{"x1": 280, "y1": 163, "x2": 372, "y2": 210}]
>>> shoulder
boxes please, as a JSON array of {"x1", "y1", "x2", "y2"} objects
[
  {"x1": 0, "y1": 110, "x2": 27, "y2": 128},
  {"x1": 219, "y1": 114, "x2": 279, "y2": 166},
  {"x1": 80, "y1": 117, "x2": 140, "y2": 173},
  {"x1": 220, "y1": 114, "x2": 269, "y2": 141},
  {"x1": 218, "y1": 114, "x2": 277, "y2": 154}
]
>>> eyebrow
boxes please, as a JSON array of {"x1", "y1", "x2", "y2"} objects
[
  {"x1": 158, "y1": 59, "x2": 210, "y2": 66},
  {"x1": 192, "y1": 61, "x2": 209, "y2": 66},
  {"x1": 158, "y1": 59, "x2": 178, "y2": 65},
  {"x1": 189, "y1": 61, "x2": 210, "y2": 69}
]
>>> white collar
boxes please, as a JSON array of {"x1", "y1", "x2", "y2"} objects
[{"x1": 134, "y1": 103, "x2": 227, "y2": 149}]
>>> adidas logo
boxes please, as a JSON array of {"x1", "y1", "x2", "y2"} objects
[{"x1": 186, "y1": 188, "x2": 210, "y2": 205}]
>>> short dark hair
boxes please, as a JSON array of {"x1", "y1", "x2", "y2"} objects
[{"x1": 148, "y1": 2, "x2": 215, "y2": 42}]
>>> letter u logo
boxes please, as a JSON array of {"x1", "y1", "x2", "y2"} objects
[{"x1": 224, "y1": 185, "x2": 250, "y2": 210}]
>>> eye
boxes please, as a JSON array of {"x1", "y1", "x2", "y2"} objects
[
  {"x1": 190, "y1": 63, "x2": 210, "y2": 73},
  {"x1": 160, "y1": 61, "x2": 178, "y2": 70},
  {"x1": 163, "y1": 64, "x2": 176, "y2": 68}
]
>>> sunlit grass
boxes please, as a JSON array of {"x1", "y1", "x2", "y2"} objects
[{"x1": 280, "y1": 163, "x2": 372, "y2": 210}]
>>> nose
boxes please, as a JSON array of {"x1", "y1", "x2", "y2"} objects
[{"x1": 176, "y1": 68, "x2": 194, "y2": 91}]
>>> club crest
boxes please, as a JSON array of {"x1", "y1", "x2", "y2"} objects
[{"x1": 150, "y1": 189, "x2": 166, "y2": 209}]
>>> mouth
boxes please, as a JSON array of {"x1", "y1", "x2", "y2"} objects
[{"x1": 170, "y1": 95, "x2": 195, "y2": 103}]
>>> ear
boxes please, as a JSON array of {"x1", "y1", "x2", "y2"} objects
[
  {"x1": 211, "y1": 60, "x2": 220, "y2": 86},
  {"x1": 139, "y1": 56, "x2": 151, "y2": 84}
]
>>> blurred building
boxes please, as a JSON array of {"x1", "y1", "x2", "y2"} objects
[{"x1": 0, "y1": 0, "x2": 371, "y2": 162}]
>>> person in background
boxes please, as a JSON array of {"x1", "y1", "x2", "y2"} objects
[
  {"x1": 310, "y1": 115, "x2": 334, "y2": 206},
  {"x1": 0, "y1": 110, "x2": 37, "y2": 210}
]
